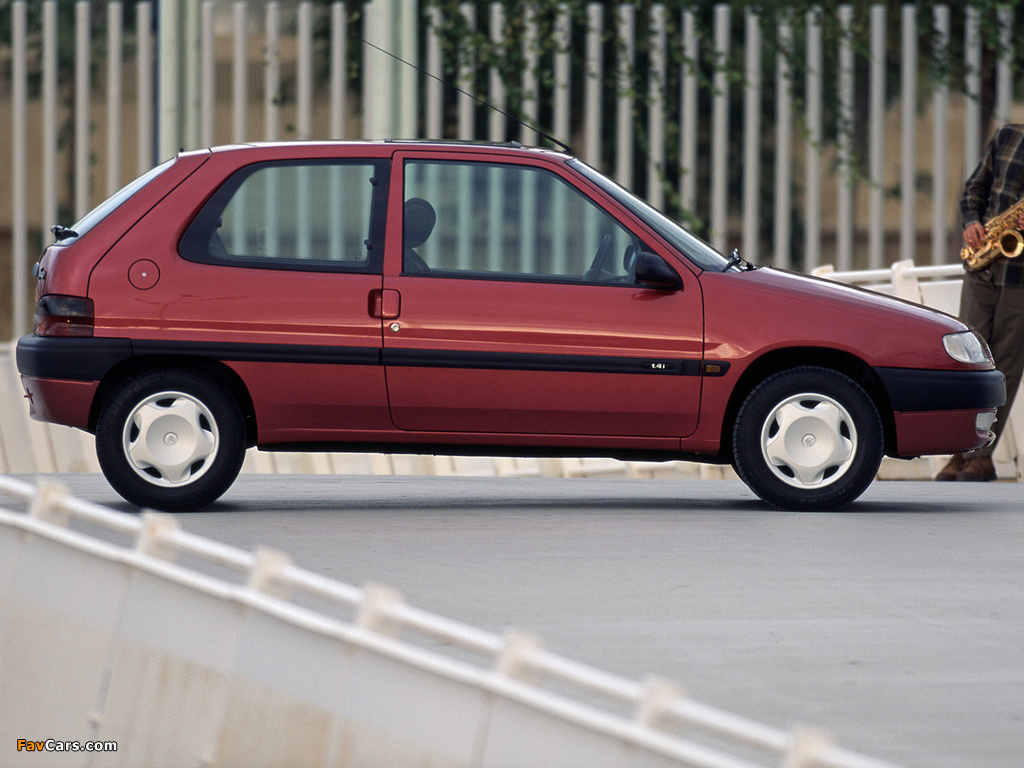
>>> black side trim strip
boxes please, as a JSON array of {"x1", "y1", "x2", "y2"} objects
[
  {"x1": 131, "y1": 340, "x2": 381, "y2": 367},
  {"x1": 16, "y1": 335, "x2": 132, "y2": 381},
  {"x1": 876, "y1": 367, "x2": 1005, "y2": 412},
  {"x1": 17, "y1": 335, "x2": 702, "y2": 382},
  {"x1": 383, "y1": 348, "x2": 702, "y2": 376}
]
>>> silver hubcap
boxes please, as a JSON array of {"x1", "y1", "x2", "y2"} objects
[
  {"x1": 122, "y1": 391, "x2": 219, "y2": 487},
  {"x1": 760, "y1": 393, "x2": 856, "y2": 489}
]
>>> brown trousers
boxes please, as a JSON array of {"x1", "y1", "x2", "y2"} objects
[{"x1": 958, "y1": 266, "x2": 1024, "y2": 457}]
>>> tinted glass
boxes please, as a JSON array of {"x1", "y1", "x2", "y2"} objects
[
  {"x1": 404, "y1": 160, "x2": 641, "y2": 283},
  {"x1": 568, "y1": 158, "x2": 728, "y2": 272},
  {"x1": 181, "y1": 161, "x2": 384, "y2": 271}
]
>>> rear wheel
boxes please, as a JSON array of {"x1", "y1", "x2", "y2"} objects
[
  {"x1": 96, "y1": 371, "x2": 246, "y2": 511},
  {"x1": 732, "y1": 367, "x2": 883, "y2": 510}
]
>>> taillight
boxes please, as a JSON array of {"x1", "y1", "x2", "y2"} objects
[{"x1": 34, "y1": 295, "x2": 94, "y2": 337}]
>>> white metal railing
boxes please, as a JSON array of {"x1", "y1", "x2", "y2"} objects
[
  {"x1": 812, "y1": 260, "x2": 964, "y2": 305},
  {"x1": 4, "y1": 1, "x2": 1014, "y2": 338},
  {"x1": 0, "y1": 474, "x2": 908, "y2": 768}
]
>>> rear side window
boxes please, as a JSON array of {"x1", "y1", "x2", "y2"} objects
[{"x1": 181, "y1": 160, "x2": 387, "y2": 272}]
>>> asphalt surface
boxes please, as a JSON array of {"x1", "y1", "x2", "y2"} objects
[{"x1": 27, "y1": 473, "x2": 1024, "y2": 768}]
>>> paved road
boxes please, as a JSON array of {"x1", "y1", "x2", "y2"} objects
[{"x1": 43, "y1": 473, "x2": 1024, "y2": 768}]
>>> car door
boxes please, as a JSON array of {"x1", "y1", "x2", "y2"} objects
[
  {"x1": 380, "y1": 152, "x2": 704, "y2": 438},
  {"x1": 110, "y1": 156, "x2": 394, "y2": 441}
]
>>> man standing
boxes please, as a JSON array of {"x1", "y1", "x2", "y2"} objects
[{"x1": 936, "y1": 123, "x2": 1024, "y2": 481}]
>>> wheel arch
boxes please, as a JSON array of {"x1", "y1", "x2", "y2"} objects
[
  {"x1": 719, "y1": 347, "x2": 896, "y2": 462},
  {"x1": 89, "y1": 355, "x2": 258, "y2": 448}
]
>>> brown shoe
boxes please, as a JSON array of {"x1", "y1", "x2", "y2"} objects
[
  {"x1": 935, "y1": 454, "x2": 965, "y2": 481},
  {"x1": 956, "y1": 456, "x2": 997, "y2": 482}
]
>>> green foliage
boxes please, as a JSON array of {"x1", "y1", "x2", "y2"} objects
[{"x1": 423, "y1": 0, "x2": 1020, "y2": 236}]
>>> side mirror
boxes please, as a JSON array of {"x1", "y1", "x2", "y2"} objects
[{"x1": 635, "y1": 252, "x2": 682, "y2": 291}]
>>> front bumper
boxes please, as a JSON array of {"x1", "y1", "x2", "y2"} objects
[{"x1": 876, "y1": 367, "x2": 1005, "y2": 457}]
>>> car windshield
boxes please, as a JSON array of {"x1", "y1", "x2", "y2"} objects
[
  {"x1": 56, "y1": 158, "x2": 175, "y2": 243},
  {"x1": 567, "y1": 159, "x2": 730, "y2": 272}
]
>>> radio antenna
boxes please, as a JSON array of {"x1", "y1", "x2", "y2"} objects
[{"x1": 358, "y1": 36, "x2": 574, "y2": 156}]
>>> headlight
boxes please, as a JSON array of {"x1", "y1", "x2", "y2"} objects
[{"x1": 943, "y1": 330, "x2": 993, "y2": 365}]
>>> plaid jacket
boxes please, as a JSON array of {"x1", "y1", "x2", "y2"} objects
[{"x1": 961, "y1": 124, "x2": 1024, "y2": 227}]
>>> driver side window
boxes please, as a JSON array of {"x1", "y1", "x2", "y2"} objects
[{"x1": 404, "y1": 160, "x2": 640, "y2": 283}]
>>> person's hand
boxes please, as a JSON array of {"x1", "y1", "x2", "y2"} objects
[{"x1": 963, "y1": 222, "x2": 986, "y2": 250}]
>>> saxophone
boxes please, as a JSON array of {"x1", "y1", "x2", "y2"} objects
[{"x1": 960, "y1": 196, "x2": 1024, "y2": 270}]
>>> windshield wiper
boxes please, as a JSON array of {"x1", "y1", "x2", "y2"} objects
[
  {"x1": 722, "y1": 247, "x2": 756, "y2": 272},
  {"x1": 50, "y1": 224, "x2": 79, "y2": 241},
  {"x1": 722, "y1": 248, "x2": 742, "y2": 272}
]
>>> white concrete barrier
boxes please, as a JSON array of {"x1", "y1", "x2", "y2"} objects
[{"x1": 0, "y1": 476, "x2": 907, "y2": 768}]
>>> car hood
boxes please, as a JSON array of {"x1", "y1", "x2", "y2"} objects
[{"x1": 698, "y1": 266, "x2": 976, "y2": 370}]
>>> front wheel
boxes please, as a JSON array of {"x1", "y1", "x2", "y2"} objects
[
  {"x1": 96, "y1": 370, "x2": 246, "y2": 511},
  {"x1": 732, "y1": 367, "x2": 883, "y2": 511}
]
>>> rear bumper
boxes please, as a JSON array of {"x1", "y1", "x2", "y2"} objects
[
  {"x1": 16, "y1": 334, "x2": 131, "y2": 381},
  {"x1": 16, "y1": 335, "x2": 130, "y2": 431},
  {"x1": 875, "y1": 367, "x2": 1006, "y2": 457}
]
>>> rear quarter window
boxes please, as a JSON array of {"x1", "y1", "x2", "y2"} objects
[{"x1": 180, "y1": 159, "x2": 387, "y2": 273}]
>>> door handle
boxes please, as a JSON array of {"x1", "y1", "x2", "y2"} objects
[{"x1": 369, "y1": 289, "x2": 401, "y2": 319}]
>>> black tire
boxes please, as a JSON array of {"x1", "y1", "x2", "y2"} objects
[
  {"x1": 95, "y1": 370, "x2": 246, "y2": 511},
  {"x1": 732, "y1": 366, "x2": 883, "y2": 511}
]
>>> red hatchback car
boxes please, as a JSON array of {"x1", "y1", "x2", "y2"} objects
[{"x1": 17, "y1": 141, "x2": 1004, "y2": 511}]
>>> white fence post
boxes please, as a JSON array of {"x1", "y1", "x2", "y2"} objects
[
  {"x1": 742, "y1": 9, "x2": 762, "y2": 265},
  {"x1": 773, "y1": 15, "x2": 793, "y2": 270},
  {"x1": 963, "y1": 7, "x2": 982, "y2": 170},
  {"x1": 42, "y1": 2, "x2": 57, "y2": 244},
  {"x1": 932, "y1": 6, "x2": 951, "y2": 266},
  {"x1": 459, "y1": 2, "x2": 476, "y2": 141},
  {"x1": 710, "y1": 4, "x2": 730, "y2": 253},
  {"x1": 647, "y1": 4, "x2": 666, "y2": 211},
  {"x1": 490, "y1": 2, "x2": 508, "y2": 142},
  {"x1": 11, "y1": 2, "x2": 28, "y2": 339},
  {"x1": 679, "y1": 8, "x2": 697, "y2": 219},
  {"x1": 804, "y1": 8, "x2": 822, "y2": 271},
  {"x1": 995, "y1": 7, "x2": 1012, "y2": 127},
  {"x1": 836, "y1": 5, "x2": 854, "y2": 272},
  {"x1": 330, "y1": 1, "x2": 347, "y2": 140},
  {"x1": 231, "y1": 1, "x2": 248, "y2": 144},
  {"x1": 900, "y1": 4, "x2": 917, "y2": 263},
  {"x1": 199, "y1": 0, "x2": 215, "y2": 148},
  {"x1": 584, "y1": 3, "x2": 602, "y2": 167},
  {"x1": 75, "y1": 0, "x2": 91, "y2": 219},
  {"x1": 106, "y1": 2, "x2": 124, "y2": 196},
  {"x1": 264, "y1": 1, "x2": 280, "y2": 141},
  {"x1": 614, "y1": 3, "x2": 635, "y2": 188},
  {"x1": 137, "y1": 2, "x2": 154, "y2": 171},
  {"x1": 868, "y1": 4, "x2": 886, "y2": 271}
]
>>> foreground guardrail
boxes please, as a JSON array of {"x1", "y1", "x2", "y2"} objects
[{"x1": 0, "y1": 475, "x2": 908, "y2": 768}]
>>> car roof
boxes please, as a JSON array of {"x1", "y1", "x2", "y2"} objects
[{"x1": 183, "y1": 140, "x2": 574, "y2": 163}]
